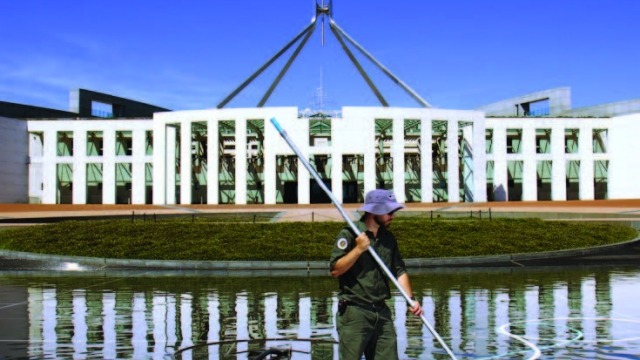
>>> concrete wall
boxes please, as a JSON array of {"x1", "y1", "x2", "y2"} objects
[
  {"x1": 0, "y1": 116, "x2": 28, "y2": 203},
  {"x1": 476, "y1": 87, "x2": 571, "y2": 116},
  {"x1": 486, "y1": 116, "x2": 611, "y2": 201},
  {"x1": 0, "y1": 101, "x2": 77, "y2": 119},
  {"x1": 608, "y1": 113, "x2": 640, "y2": 199},
  {"x1": 69, "y1": 89, "x2": 170, "y2": 118},
  {"x1": 28, "y1": 119, "x2": 154, "y2": 204},
  {"x1": 560, "y1": 98, "x2": 640, "y2": 118}
]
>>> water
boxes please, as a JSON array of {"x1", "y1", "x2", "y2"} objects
[{"x1": 1, "y1": 265, "x2": 639, "y2": 359}]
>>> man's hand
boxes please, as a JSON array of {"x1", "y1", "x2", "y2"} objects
[
  {"x1": 355, "y1": 232, "x2": 370, "y2": 252},
  {"x1": 409, "y1": 299, "x2": 423, "y2": 316}
]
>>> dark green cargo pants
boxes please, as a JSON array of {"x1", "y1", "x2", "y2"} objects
[{"x1": 337, "y1": 303, "x2": 398, "y2": 360}]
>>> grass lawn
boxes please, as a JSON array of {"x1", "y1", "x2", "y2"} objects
[{"x1": 0, "y1": 217, "x2": 636, "y2": 261}]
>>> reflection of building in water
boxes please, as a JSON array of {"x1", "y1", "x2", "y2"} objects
[{"x1": 14, "y1": 271, "x2": 626, "y2": 359}]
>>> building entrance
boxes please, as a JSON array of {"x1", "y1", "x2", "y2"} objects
[{"x1": 310, "y1": 179, "x2": 331, "y2": 204}]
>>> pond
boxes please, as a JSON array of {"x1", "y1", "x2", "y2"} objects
[{"x1": 0, "y1": 264, "x2": 639, "y2": 359}]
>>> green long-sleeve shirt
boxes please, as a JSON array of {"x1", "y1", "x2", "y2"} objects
[{"x1": 329, "y1": 220, "x2": 407, "y2": 305}]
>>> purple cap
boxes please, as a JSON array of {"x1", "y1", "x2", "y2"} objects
[{"x1": 358, "y1": 189, "x2": 404, "y2": 215}]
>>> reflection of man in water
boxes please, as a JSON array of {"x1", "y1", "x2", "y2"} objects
[{"x1": 330, "y1": 189, "x2": 422, "y2": 359}]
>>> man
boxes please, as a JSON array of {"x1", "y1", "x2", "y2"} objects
[{"x1": 330, "y1": 189, "x2": 423, "y2": 360}]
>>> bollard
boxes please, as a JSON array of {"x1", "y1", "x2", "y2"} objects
[
  {"x1": 253, "y1": 214, "x2": 256, "y2": 224},
  {"x1": 312, "y1": 212, "x2": 315, "y2": 222},
  {"x1": 132, "y1": 211, "x2": 134, "y2": 223},
  {"x1": 489, "y1": 208, "x2": 492, "y2": 221}
]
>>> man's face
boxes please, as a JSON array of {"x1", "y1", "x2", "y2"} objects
[{"x1": 373, "y1": 210, "x2": 397, "y2": 228}]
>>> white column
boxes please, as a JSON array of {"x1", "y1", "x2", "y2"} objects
[
  {"x1": 392, "y1": 117, "x2": 405, "y2": 202},
  {"x1": 579, "y1": 125, "x2": 594, "y2": 200},
  {"x1": 298, "y1": 156, "x2": 311, "y2": 204},
  {"x1": 551, "y1": 126, "x2": 566, "y2": 200},
  {"x1": 263, "y1": 141, "x2": 276, "y2": 205},
  {"x1": 42, "y1": 288, "x2": 58, "y2": 358},
  {"x1": 472, "y1": 115, "x2": 487, "y2": 202},
  {"x1": 207, "y1": 119, "x2": 219, "y2": 204},
  {"x1": 42, "y1": 130, "x2": 58, "y2": 204},
  {"x1": 28, "y1": 288, "x2": 44, "y2": 359},
  {"x1": 102, "y1": 130, "x2": 116, "y2": 204},
  {"x1": 394, "y1": 296, "x2": 408, "y2": 358},
  {"x1": 296, "y1": 124, "x2": 310, "y2": 204},
  {"x1": 235, "y1": 118, "x2": 247, "y2": 204},
  {"x1": 72, "y1": 290, "x2": 88, "y2": 358},
  {"x1": 521, "y1": 126, "x2": 537, "y2": 201},
  {"x1": 236, "y1": 294, "x2": 249, "y2": 360},
  {"x1": 73, "y1": 129, "x2": 87, "y2": 204},
  {"x1": 132, "y1": 293, "x2": 148, "y2": 360},
  {"x1": 298, "y1": 296, "x2": 311, "y2": 355},
  {"x1": 474, "y1": 291, "x2": 489, "y2": 354},
  {"x1": 166, "y1": 126, "x2": 177, "y2": 204},
  {"x1": 421, "y1": 294, "x2": 436, "y2": 358},
  {"x1": 131, "y1": 129, "x2": 146, "y2": 204},
  {"x1": 332, "y1": 149, "x2": 343, "y2": 203},
  {"x1": 152, "y1": 120, "x2": 167, "y2": 204},
  {"x1": 102, "y1": 292, "x2": 116, "y2": 360},
  {"x1": 493, "y1": 127, "x2": 508, "y2": 201},
  {"x1": 363, "y1": 131, "x2": 376, "y2": 195},
  {"x1": 166, "y1": 295, "x2": 178, "y2": 351},
  {"x1": 152, "y1": 294, "x2": 168, "y2": 358},
  {"x1": 461, "y1": 123, "x2": 474, "y2": 202},
  {"x1": 449, "y1": 293, "x2": 462, "y2": 353},
  {"x1": 494, "y1": 292, "x2": 510, "y2": 355},
  {"x1": 421, "y1": 118, "x2": 433, "y2": 203},
  {"x1": 180, "y1": 294, "x2": 194, "y2": 357},
  {"x1": 264, "y1": 294, "x2": 278, "y2": 350},
  {"x1": 447, "y1": 119, "x2": 460, "y2": 202},
  {"x1": 207, "y1": 293, "x2": 220, "y2": 359},
  {"x1": 180, "y1": 120, "x2": 192, "y2": 205},
  {"x1": 525, "y1": 287, "x2": 540, "y2": 350}
]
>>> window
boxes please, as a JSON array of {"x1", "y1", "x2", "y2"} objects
[
  {"x1": 87, "y1": 131, "x2": 103, "y2": 156},
  {"x1": 116, "y1": 131, "x2": 133, "y2": 156},
  {"x1": 91, "y1": 101, "x2": 113, "y2": 118},
  {"x1": 565, "y1": 129, "x2": 579, "y2": 153},
  {"x1": 506, "y1": 129, "x2": 522, "y2": 154},
  {"x1": 536, "y1": 129, "x2": 551, "y2": 154}
]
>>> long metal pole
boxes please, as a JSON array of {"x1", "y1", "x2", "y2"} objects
[
  {"x1": 216, "y1": 20, "x2": 316, "y2": 109},
  {"x1": 329, "y1": 19, "x2": 432, "y2": 108},
  {"x1": 270, "y1": 117, "x2": 457, "y2": 360},
  {"x1": 258, "y1": 21, "x2": 317, "y2": 107},
  {"x1": 328, "y1": 21, "x2": 389, "y2": 107}
]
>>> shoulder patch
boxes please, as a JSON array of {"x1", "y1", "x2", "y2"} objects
[{"x1": 336, "y1": 238, "x2": 349, "y2": 250}]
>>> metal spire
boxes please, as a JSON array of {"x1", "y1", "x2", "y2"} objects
[{"x1": 216, "y1": 0, "x2": 430, "y2": 109}]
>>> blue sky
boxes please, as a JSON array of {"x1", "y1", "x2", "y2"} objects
[{"x1": 1, "y1": 0, "x2": 639, "y2": 112}]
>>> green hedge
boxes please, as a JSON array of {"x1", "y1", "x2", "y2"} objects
[{"x1": 0, "y1": 218, "x2": 636, "y2": 261}]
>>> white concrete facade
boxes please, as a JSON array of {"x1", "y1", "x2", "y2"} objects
[
  {"x1": 18, "y1": 107, "x2": 640, "y2": 205},
  {"x1": 27, "y1": 119, "x2": 153, "y2": 205},
  {"x1": 484, "y1": 117, "x2": 629, "y2": 201},
  {"x1": 152, "y1": 107, "x2": 487, "y2": 205}
]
